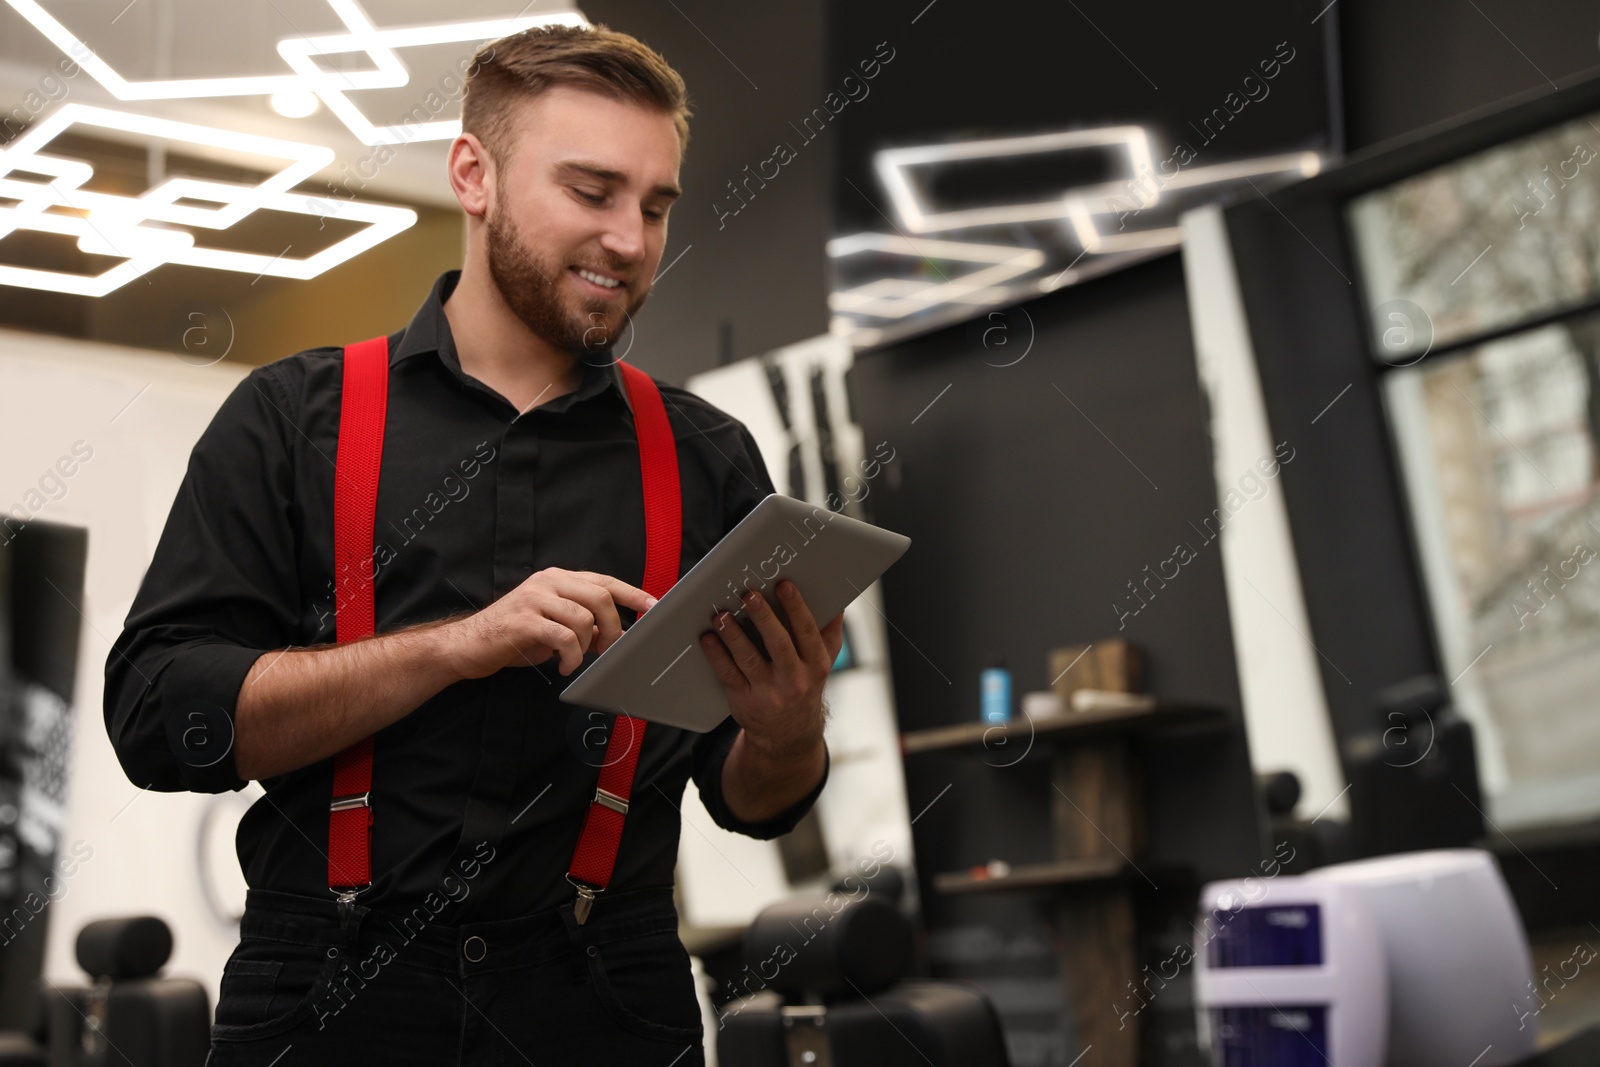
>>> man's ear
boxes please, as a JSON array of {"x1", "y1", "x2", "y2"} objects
[{"x1": 448, "y1": 132, "x2": 494, "y2": 219}]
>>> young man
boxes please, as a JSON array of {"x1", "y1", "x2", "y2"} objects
[{"x1": 103, "y1": 23, "x2": 840, "y2": 1066}]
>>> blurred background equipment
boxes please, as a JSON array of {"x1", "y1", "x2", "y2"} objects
[
  {"x1": 48, "y1": 915, "x2": 209, "y2": 1067},
  {"x1": 1194, "y1": 850, "x2": 1541, "y2": 1066},
  {"x1": 716, "y1": 874, "x2": 1013, "y2": 1067},
  {"x1": 1308, "y1": 850, "x2": 1536, "y2": 1067},
  {"x1": 0, "y1": 521, "x2": 87, "y2": 1035},
  {"x1": 1193, "y1": 876, "x2": 1388, "y2": 1067},
  {"x1": 1343, "y1": 675, "x2": 1485, "y2": 858}
]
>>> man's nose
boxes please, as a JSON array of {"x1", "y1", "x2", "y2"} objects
[{"x1": 598, "y1": 208, "x2": 647, "y2": 263}]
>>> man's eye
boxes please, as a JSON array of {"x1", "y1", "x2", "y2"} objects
[{"x1": 575, "y1": 189, "x2": 604, "y2": 204}]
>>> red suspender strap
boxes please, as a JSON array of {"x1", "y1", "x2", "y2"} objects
[
  {"x1": 566, "y1": 360, "x2": 682, "y2": 923},
  {"x1": 617, "y1": 361, "x2": 684, "y2": 599},
  {"x1": 328, "y1": 335, "x2": 389, "y2": 896}
]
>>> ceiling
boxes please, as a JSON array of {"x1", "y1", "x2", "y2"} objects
[{"x1": 0, "y1": 0, "x2": 587, "y2": 209}]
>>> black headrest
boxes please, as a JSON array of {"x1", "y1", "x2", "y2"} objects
[
  {"x1": 742, "y1": 893, "x2": 913, "y2": 998},
  {"x1": 830, "y1": 864, "x2": 905, "y2": 905},
  {"x1": 1258, "y1": 771, "x2": 1302, "y2": 816},
  {"x1": 75, "y1": 916, "x2": 172, "y2": 980}
]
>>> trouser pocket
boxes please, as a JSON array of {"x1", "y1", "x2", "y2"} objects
[
  {"x1": 585, "y1": 927, "x2": 704, "y2": 1044},
  {"x1": 211, "y1": 936, "x2": 340, "y2": 1043}
]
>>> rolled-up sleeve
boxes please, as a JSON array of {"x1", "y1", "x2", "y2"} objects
[
  {"x1": 104, "y1": 363, "x2": 303, "y2": 794},
  {"x1": 692, "y1": 714, "x2": 830, "y2": 840},
  {"x1": 688, "y1": 415, "x2": 829, "y2": 839}
]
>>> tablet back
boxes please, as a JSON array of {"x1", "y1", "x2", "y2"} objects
[{"x1": 558, "y1": 494, "x2": 910, "y2": 732}]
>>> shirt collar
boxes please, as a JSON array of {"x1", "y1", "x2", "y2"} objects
[{"x1": 392, "y1": 269, "x2": 629, "y2": 413}]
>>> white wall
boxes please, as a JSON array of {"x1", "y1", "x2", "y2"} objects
[
  {"x1": 0, "y1": 326, "x2": 248, "y2": 1005},
  {"x1": 1180, "y1": 206, "x2": 1349, "y2": 822}
]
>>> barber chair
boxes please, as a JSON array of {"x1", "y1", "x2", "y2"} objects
[
  {"x1": 47, "y1": 916, "x2": 209, "y2": 1067},
  {"x1": 716, "y1": 888, "x2": 1011, "y2": 1066},
  {"x1": 1345, "y1": 675, "x2": 1484, "y2": 858},
  {"x1": 0, "y1": 979, "x2": 46, "y2": 1067},
  {"x1": 0, "y1": 1034, "x2": 45, "y2": 1067}
]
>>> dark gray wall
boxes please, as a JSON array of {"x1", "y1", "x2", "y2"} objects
[{"x1": 852, "y1": 253, "x2": 1264, "y2": 879}]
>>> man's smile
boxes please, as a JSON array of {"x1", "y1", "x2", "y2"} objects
[{"x1": 571, "y1": 266, "x2": 626, "y2": 296}]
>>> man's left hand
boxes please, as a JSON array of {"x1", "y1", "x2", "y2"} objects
[{"x1": 699, "y1": 579, "x2": 844, "y2": 755}]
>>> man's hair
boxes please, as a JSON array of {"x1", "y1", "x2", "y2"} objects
[{"x1": 461, "y1": 23, "x2": 691, "y2": 170}]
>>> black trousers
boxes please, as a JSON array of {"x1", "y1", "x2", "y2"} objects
[{"x1": 205, "y1": 884, "x2": 707, "y2": 1067}]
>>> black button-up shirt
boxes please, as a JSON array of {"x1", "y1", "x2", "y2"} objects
[{"x1": 104, "y1": 269, "x2": 827, "y2": 920}]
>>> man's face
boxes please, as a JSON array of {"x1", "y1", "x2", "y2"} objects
[{"x1": 481, "y1": 85, "x2": 682, "y2": 358}]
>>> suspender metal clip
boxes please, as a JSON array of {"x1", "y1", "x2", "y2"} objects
[
  {"x1": 332, "y1": 885, "x2": 368, "y2": 930},
  {"x1": 567, "y1": 874, "x2": 603, "y2": 925}
]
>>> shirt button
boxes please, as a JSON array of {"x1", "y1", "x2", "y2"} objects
[
  {"x1": 464, "y1": 935, "x2": 487, "y2": 963},
  {"x1": 586, "y1": 945, "x2": 597, "y2": 957}
]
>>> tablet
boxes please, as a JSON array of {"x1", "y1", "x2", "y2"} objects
[{"x1": 558, "y1": 494, "x2": 911, "y2": 732}]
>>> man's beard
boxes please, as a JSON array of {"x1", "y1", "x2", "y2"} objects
[{"x1": 484, "y1": 203, "x2": 645, "y2": 358}]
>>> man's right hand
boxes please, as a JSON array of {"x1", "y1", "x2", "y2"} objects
[
  {"x1": 446, "y1": 568, "x2": 659, "y2": 680},
  {"x1": 233, "y1": 568, "x2": 656, "y2": 780}
]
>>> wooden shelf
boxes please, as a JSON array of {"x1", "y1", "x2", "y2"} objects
[
  {"x1": 899, "y1": 656, "x2": 1226, "y2": 1064},
  {"x1": 900, "y1": 702, "x2": 1227, "y2": 756},
  {"x1": 932, "y1": 856, "x2": 1125, "y2": 895}
]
